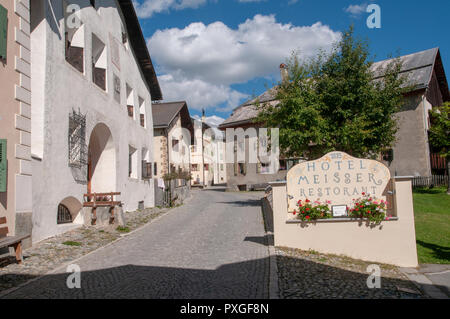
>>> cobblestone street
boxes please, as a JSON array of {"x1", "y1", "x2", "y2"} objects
[{"x1": 1, "y1": 188, "x2": 270, "y2": 298}]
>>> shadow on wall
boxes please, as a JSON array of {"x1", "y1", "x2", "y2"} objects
[{"x1": 0, "y1": 255, "x2": 430, "y2": 299}]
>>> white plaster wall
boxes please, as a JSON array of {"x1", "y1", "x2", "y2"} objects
[{"x1": 31, "y1": 0, "x2": 155, "y2": 243}]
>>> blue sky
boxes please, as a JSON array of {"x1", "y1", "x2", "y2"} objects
[{"x1": 134, "y1": 0, "x2": 450, "y2": 125}]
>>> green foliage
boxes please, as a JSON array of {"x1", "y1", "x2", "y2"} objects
[
  {"x1": 255, "y1": 26, "x2": 408, "y2": 160},
  {"x1": 116, "y1": 226, "x2": 130, "y2": 233},
  {"x1": 413, "y1": 187, "x2": 450, "y2": 263},
  {"x1": 62, "y1": 241, "x2": 82, "y2": 246},
  {"x1": 429, "y1": 102, "x2": 450, "y2": 158},
  {"x1": 292, "y1": 199, "x2": 332, "y2": 221},
  {"x1": 163, "y1": 170, "x2": 192, "y2": 181},
  {"x1": 348, "y1": 193, "x2": 388, "y2": 223}
]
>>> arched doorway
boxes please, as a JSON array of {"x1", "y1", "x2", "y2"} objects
[{"x1": 87, "y1": 123, "x2": 116, "y2": 193}]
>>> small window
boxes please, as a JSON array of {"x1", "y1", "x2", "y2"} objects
[
  {"x1": 129, "y1": 145, "x2": 137, "y2": 178},
  {"x1": 57, "y1": 204, "x2": 72, "y2": 224},
  {"x1": 279, "y1": 159, "x2": 287, "y2": 171},
  {"x1": 154, "y1": 162, "x2": 157, "y2": 176},
  {"x1": 65, "y1": 21, "x2": 84, "y2": 72},
  {"x1": 126, "y1": 84, "x2": 134, "y2": 118},
  {"x1": 191, "y1": 164, "x2": 198, "y2": 171},
  {"x1": 0, "y1": 4, "x2": 8, "y2": 61},
  {"x1": 92, "y1": 34, "x2": 106, "y2": 90},
  {"x1": 139, "y1": 97, "x2": 145, "y2": 127}
]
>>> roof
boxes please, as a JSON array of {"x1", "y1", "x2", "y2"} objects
[
  {"x1": 118, "y1": 1, "x2": 163, "y2": 101},
  {"x1": 371, "y1": 47, "x2": 448, "y2": 96},
  {"x1": 220, "y1": 47, "x2": 449, "y2": 128},
  {"x1": 152, "y1": 101, "x2": 187, "y2": 128}
]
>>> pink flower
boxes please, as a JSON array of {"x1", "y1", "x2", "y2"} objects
[{"x1": 326, "y1": 200, "x2": 331, "y2": 204}]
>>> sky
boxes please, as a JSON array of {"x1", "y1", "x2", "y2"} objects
[{"x1": 133, "y1": 0, "x2": 450, "y2": 126}]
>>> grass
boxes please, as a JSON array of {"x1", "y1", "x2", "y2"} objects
[
  {"x1": 413, "y1": 186, "x2": 450, "y2": 264},
  {"x1": 116, "y1": 226, "x2": 131, "y2": 233},
  {"x1": 62, "y1": 241, "x2": 82, "y2": 247}
]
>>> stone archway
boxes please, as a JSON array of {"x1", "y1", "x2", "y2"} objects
[{"x1": 87, "y1": 123, "x2": 116, "y2": 193}]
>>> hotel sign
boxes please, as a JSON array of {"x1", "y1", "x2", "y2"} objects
[{"x1": 286, "y1": 151, "x2": 390, "y2": 212}]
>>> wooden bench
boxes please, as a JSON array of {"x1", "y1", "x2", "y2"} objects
[
  {"x1": 83, "y1": 192, "x2": 121, "y2": 225},
  {"x1": 0, "y1": 217, "x2": 30, "y2": 264}
]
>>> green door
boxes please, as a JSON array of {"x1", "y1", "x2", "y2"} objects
[{"x1": 0, "y1": 4, "x2": 8, "y2": 60}]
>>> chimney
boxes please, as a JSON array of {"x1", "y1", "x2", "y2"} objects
[{"x1": 280, "y1": 63, "x2": 288, "y2": 83}]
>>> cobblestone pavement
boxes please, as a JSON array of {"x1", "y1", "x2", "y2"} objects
[
  {"x1": 276, "y1": 247, "x2": 425, "y2": 299},
  {"x1": 0, "y1": 206, "x2": 171, "y2": 292},
  {"x1": 2, "y1": 188, "x2": 270, "y2": 299}
]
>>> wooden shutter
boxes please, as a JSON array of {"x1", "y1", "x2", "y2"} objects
[
  {"x1": 0, "y1": 139, "x2": 7, "y2": 192},
  {"x1": 0, "y1": 4, "x2": 7, "y2": 60}
]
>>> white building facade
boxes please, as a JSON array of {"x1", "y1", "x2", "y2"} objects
[{"x1": 30, "y1": 0, "x2": 162, "y2": 242}]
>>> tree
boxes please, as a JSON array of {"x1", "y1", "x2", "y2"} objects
[
  {"x1": 255, "y1": 26, "x2": 409, "y2": 161},
  {"x1": 428, "y1": 102, "x2": 450, "y2": 194}
]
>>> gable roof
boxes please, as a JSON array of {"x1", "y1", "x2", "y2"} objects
[
  {"x1": 372, "y1": 47, "x2": 449, "y2": 98},
  {"x1": 118, "y1": 1, "x2": 162, "y2": 101},
  {"x1": 219, "y1": 47, "x2": 449, "y2": 129}
]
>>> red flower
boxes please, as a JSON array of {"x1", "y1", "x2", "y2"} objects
[
  {"x1": 367, "y1": 211, "x2": 371, "y2": 214},
  {"x1": 305, "y1": 199, "x2": 310, "y2": 203},
  {"x1": 362, "y1": 192, "x2": 366, "y2": 195},
  {"x1": 355, "y1": 208, "x2": 359, "y2": 211},
  {"x1": 293, "y1": 211, "x2": 297, "y2": 215},
  {"x1": 305, "y1": 215, "x2": 310, "y2": 220},
  {"x1": 306, "y1": 208, "x2": 310, "y2": 211}
]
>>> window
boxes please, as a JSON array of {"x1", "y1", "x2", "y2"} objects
[
  {"x1": 238, "y1": 163, "x2": 246, "y2": 175},
  {"x1": 57, "y1": 204, "x2": 72, "y2": 224},
  {"x1": 191, "y1": 164, "x2": 198, "y2": 171},
  {"x1": 64, "y1": 5, "x2": 84, "y2": 73},
  {"x1": 139, "y1": 97, "x2": 145, "y2": 127},
  {"x1": 0, "y1": 4, "x2": 8, "y2": 61},
  {"x1": 220, "y1": 164, "x2": 223, "y2": 171},
  {"x1": 204, "y1": 164, "x2": 209, "y2": 171},
  {"x1": 92, "y1": 34, "x2": 106, "y2": 90},
  {"x1": 154, "y1": 162, "x2": 157, "y2": 176},
  {"x1": 128, "y1": 145, "x2": 137, "y2": 178},
  {"x1": 126, "y1": 84, "x2": 134, "y2": 118},
  {"x1": 172, "y1": 139, "x2": 179, "y2": 152},
  {"x1": 141, "y1": 148, "x2": 151, "y2": 179}
]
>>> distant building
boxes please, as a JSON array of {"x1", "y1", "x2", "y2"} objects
[
  {"x1": 30, "y1": 0, "x2": 162, "y2": 242},
  {"x1": 152, "y1": 101, "x2": 193, "y2": 179},
  {"x1": 219, "y1": 48, "x2": 449, "y2": 191},
  {"x1": 190, "y1": 117, "x2": 214, "y2": 187},
  {"x1": 0, "y1": 0, "x2": 32, "y2": 247}
]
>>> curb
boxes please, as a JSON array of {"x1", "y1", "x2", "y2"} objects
[
  {"x1": 399, "y1": 267, "x2": 449, "y2": 299},
  {"x1": 260, "y1": 197, "x2": 280, "y2": 299},
  {"x1": 267, "y1": 234, "x2": 280, "y2": 299},
  {"x1": 0, "y1": 194, "x2": 195, "y2": 298}
]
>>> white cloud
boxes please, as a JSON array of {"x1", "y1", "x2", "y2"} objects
[
  {"x1": 133, "y1": 0, "x2": 207, "y2": 18},
  {"x1": 158, "y1": 74, "x2": 248, "y2": 112},
  {"x1": 192, "y1": 114, "x2": 225, "y2": 127},
  {"x1": 149, "y1": 14, "x2": 341, "y2": 112},
  {"x1": 150, "y1": 14, "x2": 340, "y2": 85},
  {"x1": 344, "y1": 3, "x2": 368, "y2": 16}
]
